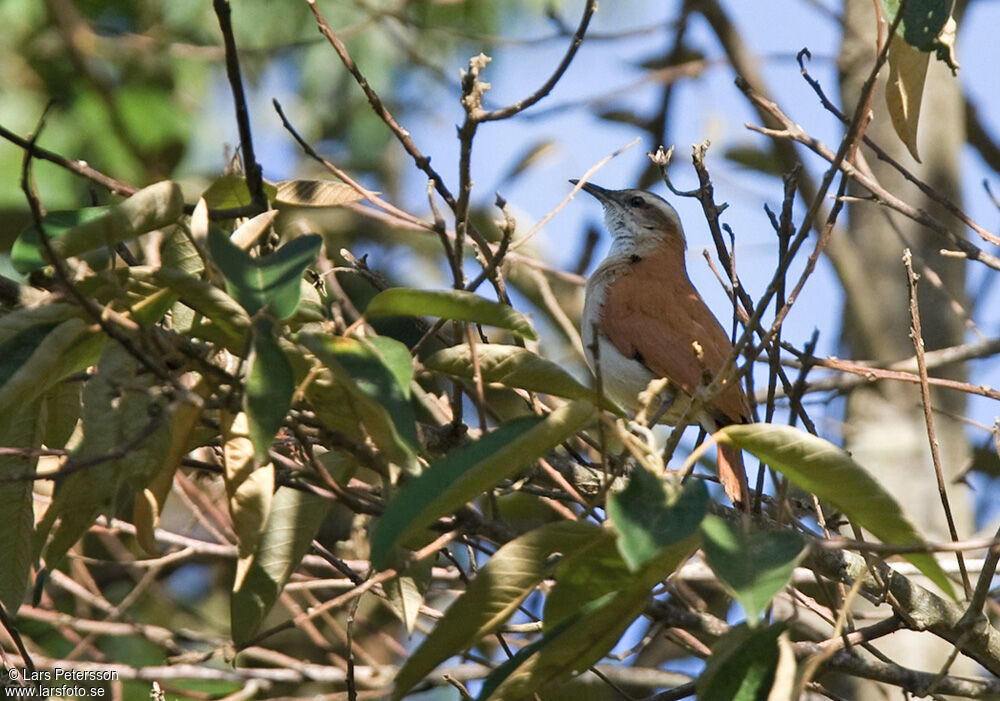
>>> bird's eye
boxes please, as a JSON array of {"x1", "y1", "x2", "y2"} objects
[{"x1": 628, "y1": 195, "x2": 645, "y2": 207}]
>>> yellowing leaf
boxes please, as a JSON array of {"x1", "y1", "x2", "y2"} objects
[
  {"x1": 134, "y1": 391, "x2": 206, "y2": 556},
  {"x1": 230, "y1": 209, "x2": 279, "y2": 249},
  {"x1": 886, "y1": 32, "x2": 930, "y2": 163},
  {"x1": 37, "y1": 344, "x2": 173, "y2": 566},
  {"x1": 232, "y1": 464, "x2": 275, "y2": 591},
  {"x1": 384, "y1": 558, "x2": 432, "y2": 637},
  {"x1": 424, "y1": 344, "x2": 622, "y2": 413},
  {"x1": 274, "y1": 180, "x2": 366, "y2": 207},
  {"x1": 222, "y1": 412, "x2": 276, "y2": 591}
]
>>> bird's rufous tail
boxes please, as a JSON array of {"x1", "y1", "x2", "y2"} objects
[{"x1": 717, "y1": 443, "x2": 749, "y2": 510}]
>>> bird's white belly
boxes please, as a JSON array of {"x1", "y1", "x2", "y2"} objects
[
  {"x1": 587, "y1": 334, "x2": 654, "y2": 409},
  {"x1": 584, "y1": 334, "x2": 692, "y2": 424}
]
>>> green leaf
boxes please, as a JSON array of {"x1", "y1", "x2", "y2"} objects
[
  {"x1": 312, "y1": 335, "x2": 417, "y2": 447},
  {"x1": 724, "y1": 145, "x2": 785, "y2": 177},
  {"x1": 393, "y1": 521, "x2": 601, "y2": 698},
  {"x1": 607, "y1": 470, "x2": 708, "y2": 571},
  {"x1": 152, "y1": 267, "x2": 251, "y2": 345},
  {"x1": 42, "y1": 380, "x2": 82, "y2": 450},
  {"x1": 161, "y1": 224, "x2": 205, "y2": 275},
  {"x1": 201, "y1": 174, "x2": 278, "y2": 211},
  {"x1": 477, "y1": 592, "x2": 621, "y2": 701},
  {"x1": 0, "y1": 401, "x2": 43, "y2": 615},
  {"x1": 367, "y1": 336, "x2": 414, "y2": 401},
  {"x1": 160, "y1": 225, "x2": 205, "y2": 332},
  {"x1": 881, "y1": 0, "x2": 954, "y2": 52},
  {"x1": 231, "y1": 485, "x2": 330, "y2": 645},
  {"x1": 540, "y1": 530, "x2": 631, "y2": 630},
  {"x1": 12, "y1": 181, "x2": 184, "y2": 273},
  {"x1": 719, "y1": 423, "x2": 955, "y2": 598},
  {"x1": 11, "y1": 208, "x2": 106, "y2": 274},
  {"x1": 0, "y1": 322, "x2": 61, "y2": 387},
  {"x1": 365, "y1": 288, "x2": 538, "y2": 341},
  {"x1": 0, "y1": 318, "x2": 99, "y2": 412},
  {"x1": 371, "y1": 400, "x2": 595, "y2": 569},
  {"x1": 274, "y1": 179, "x2": 366, "y2": 207},
  {"x1": 481, "y1": 537, "x2": 694, "y2": 701},
  {"x1": 299, "y1": 334, "x2": 418, "y2": 469},
  {"x1": 0, "y1": 303, "x2": 78, "y2": 346},
  {"x1": 424, "y1": 344, "x2": 622, "y2": 412},
  {"x1": 246, "y1": 322, "x2": 294, "y2": 461},
  {"x1": 700, "y1": 516, "x2": 807, "y2": 624},
  {"x1": 698, "y1": 624, "x2": 785, "y2": 701},
  {"x1": 207, "y1": 229, "x2": 323, "y2": 319}
]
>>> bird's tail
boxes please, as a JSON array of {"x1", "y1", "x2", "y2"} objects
[{"x1": 716, "y1": 442, "x2": 749, "y2": 510}]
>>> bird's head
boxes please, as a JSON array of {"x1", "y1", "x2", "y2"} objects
[{"x1": 570, "y1": 180, "x2": 686, "y2": 257}]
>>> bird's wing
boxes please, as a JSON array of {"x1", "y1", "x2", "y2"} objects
[{"x1": 599, "y1": 254, "x2": 750, "y2": 424}]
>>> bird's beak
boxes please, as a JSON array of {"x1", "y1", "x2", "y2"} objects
[{"x1": 569, "y1": 179, "x2": 616, "y2": 205}]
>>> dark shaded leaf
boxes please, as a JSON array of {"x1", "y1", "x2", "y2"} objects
[
  {"x1": 697, "y1": 623, "x2": 785, "y2": 701},
  {"x1": 246, "y1": 321, "x2": 294, "y2": 460},
  {"x1": 0, "y1": 401, "x2": 43, "y2": 615},
  {"x1": 207, "y1": 229, "x2": 322, "y2": 319},
  {"x1": 700, "y1": 516, "x2": 807, "y2": 623},
  {"x1": 299, "y1": 334, "x2": 418, "y2": 467},
  {"x1": 607, "y1": 471, "x2": 708, "y2": 571},
  {"x1": 881, "y1": 0, "x2": 954, "y2": 51}
]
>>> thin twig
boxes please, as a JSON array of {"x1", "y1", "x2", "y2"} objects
[
  {"x1": 212, "y1": 0, "x2": 267, "y2": 215},
  {"x1": 477, "y1": 0, "x2": 596, "y2": 122},
  {"x1": 904, "y1": 249, "x2": 971, "y2": 596}
]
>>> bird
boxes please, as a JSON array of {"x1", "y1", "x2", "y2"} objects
[{"x1": 572, "y1": 180, "x2": 751, "y2": 507}]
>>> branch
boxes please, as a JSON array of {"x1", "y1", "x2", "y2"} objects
[
  {"x1": 212, "y1": 0, "x2": 267, "y2": 215},
  {"x1": 904, "y1": 249, "x2": 971, "y2": 595},
  {"x1": 477, "y1": 0, "x2": 596, "y2": 122},
  {"x1": 806, "y1": 546, "x2": 1000, "y2": 676},
  {"x1": 0, "y1": 122, "x2": 136, "y2": 197},
  {"x1": 771, "y1": 342, "x2": 1000, "y2": 402}
]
